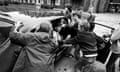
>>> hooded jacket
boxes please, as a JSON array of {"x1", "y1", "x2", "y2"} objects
[
  {"x1": 64, "y1": 32, "x2": 98, "y2": 55},
  {"x1": 10, "y1": 21, "x2": 56, "y2": 72},
  {"x1": 10, "y1": 32, "x2": 56, "y2": 72}
]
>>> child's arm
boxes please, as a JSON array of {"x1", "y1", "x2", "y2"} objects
[
  {"x1": 111, "y1": 29, "x2": 120, "y2": 41},
  {"x1": 63, "y1": 35, "x2": 79, "y2": 44},
  {"x1": 96, "y1": 34, "x2": 106, "y2": 49},
  {"x1": 9, "y1": 32, "x2": 30, "y2": 45}
]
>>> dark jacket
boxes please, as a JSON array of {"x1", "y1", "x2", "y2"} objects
[
  {"x1": 10, "y1": 32, "x2": 56, "y2": 72},
  {"x1": 59, "y1": 24, "x2": 78, "y2": 39},
  {"x1": 63, "y1": 32, "x2": 98, "y2": 55}
]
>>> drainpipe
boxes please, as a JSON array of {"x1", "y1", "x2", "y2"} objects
[{"x1": 52, "y1": 0, "x2": 55, "y2": 8}]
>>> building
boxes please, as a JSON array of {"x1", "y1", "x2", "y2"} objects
[
  {"x1": 10, "y1": 0, "x2": 81, "y2": 8},
  {"x1": 0, "y1": 0, "x2": 10, "y2": 5},
  {"x1": 1, "y1": 0, "x2": 120, "y2": 13},
  {"x1": 11, "y1": 0, "x2": 119, "y2": 13}
]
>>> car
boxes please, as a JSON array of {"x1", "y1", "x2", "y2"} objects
[
  {"x1": 18, "y1": 15, "x2": 66, "y2": 33},
  {"x1": 0, "y1": 13, "x2": 15, "y2": 25},
  {"x1": 0, "y1": 12, "x2": 23, "y2": 32}
]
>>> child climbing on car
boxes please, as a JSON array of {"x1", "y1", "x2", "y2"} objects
[
  {"x1": 59, "y1": 18, "x2": 107, "y2": 71},
  {"x1": 62, "y1": 19, "x2": 98, "y2": 62}
]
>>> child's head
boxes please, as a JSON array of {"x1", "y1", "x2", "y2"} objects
[
  {"x1": 81, "y1": 12, "x2": 91, "y2": 20},
  {"x1": 54, "y1": 25, "x2": 62, "y2": 32},
  {"x1": 72, "y1": 12, "x2": 81, "y2": 22},
  {"x1": 35, "y1": 21, "x2": 53, "y2": 33},
  {"x1": 70, "y1": 12, "x2": 81, "y2": 27},
  {"x1": 64, "y1": 6, "x2": 72, "y2": 16},
  {"x1": 78, "y1": 19, "x2": 90, "y2": 32}
]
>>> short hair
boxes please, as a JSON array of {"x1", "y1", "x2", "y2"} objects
[
  {"x1": 65, "y1": 7, "x2": 72, "y2": 13},
  {"x1": 72, "y1": 12, "x2": 81, "y2": 18},
  {"x1": 34, "y1": 21, "x2": 53, "y2": 33},
  {"x1": 81, "y1": 12, "x2": 91, "y2": 19},
  {"x1": 40, "y1": 22, "x2": 52, "y2": 32},
  {"x1": 78, "y1": 19, "x2": 90, "y2": 32}
]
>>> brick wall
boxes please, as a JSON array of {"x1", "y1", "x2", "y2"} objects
[{"x1": 9, "y1": 0, "x2": 71, "y2": 8}]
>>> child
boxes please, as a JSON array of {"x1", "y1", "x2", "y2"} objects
[
  {"x1": 63, "y1": 19, "x2": 98, "y2": 61},
  {"x1": 60, "y1": 19, "x2": 97, "y2": 72},
  {"x1": 10, "y1": 21, "x2": 57, "y2": 72}
]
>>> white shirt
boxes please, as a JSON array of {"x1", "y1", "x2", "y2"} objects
[{"x1": 53, "y1": 31, "x2": 61, "y2": 45}]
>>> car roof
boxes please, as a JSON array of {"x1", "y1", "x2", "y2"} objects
[
  {"x1": 0, "y1": 12, "x2": 11, "y2": 17},
  {"x1": 0, "y1": 14, "x2": 15, "y2": 25}
]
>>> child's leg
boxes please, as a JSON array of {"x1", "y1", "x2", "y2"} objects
[{"x1": 74, "y1": 57, "x2": 91, "y2": 72}]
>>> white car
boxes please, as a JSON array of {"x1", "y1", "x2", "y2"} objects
[{"x1": 0, "y1": 12, "x2": 23, "y2": 32}]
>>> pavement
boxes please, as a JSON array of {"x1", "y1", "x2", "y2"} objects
[{"x1": 94, "y1": 13, "x2": 120, "y2": 36}]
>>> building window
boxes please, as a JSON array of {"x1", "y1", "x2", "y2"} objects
[
  {"x1": 38, "y1": 0, "x2": 40, "y2": 3},
  {"x1": 26, "y1": 0, "x2": 28, "y2": 3},
  {"x1": 23, "y1": 0, "x2": 26, "y2": 3},
  {"x1": 35, "y1": 0, "x2": 36, "y2": 3},
  {"x1": 30, "y1": 0, "x2": 32, "y2": 3},
  {"x1": 36, "y1": 0, "x2": 40, "y2": 4},
  {"x1": 55, "y1": 0, "x2": 60, "y2": 6},
  {"x1": 65, "y1": 0, "x2": 71, "y2": 6},
  {"x1": 41, "y1": 0, "x2": 44, "y2": 4},
  {"x1": 27, "y1": 0, "x2": 30, "y2": 3},
  {"x1": 19, "y1": 0, "x2": 22, "y2": 3},
  {"x1": 32, "y1": 0, "x2": 35, "y2": 3},
  {"x1": 47, "y1": 0, "x2": 51, "y2": 5}
]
